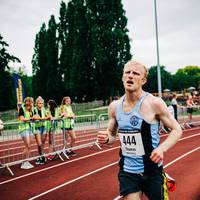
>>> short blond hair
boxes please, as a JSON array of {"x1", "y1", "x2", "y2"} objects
[
  {"x1": 24, "y1": 97, "x2": 34, "y2": 103},
  {"x1": 36, "y1": 96, "x2": 44, "y2": 105},
  {"x1": 124, "y1": 60, "x2": 148, "y2": 78}
]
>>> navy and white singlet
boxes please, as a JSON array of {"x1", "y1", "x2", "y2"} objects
[{"x1": 116, "y1": 92, "x2": 162, "y2": 174}]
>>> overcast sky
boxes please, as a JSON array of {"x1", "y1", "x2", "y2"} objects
[{"x1": 1, "y1": 0, "x2": 200, "y2": 75}]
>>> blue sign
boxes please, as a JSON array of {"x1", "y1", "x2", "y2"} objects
[{"x1": 13, "y1": 73, "x2": 25, "y2": 110}]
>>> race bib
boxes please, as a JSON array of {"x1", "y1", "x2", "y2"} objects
[{"x1": 119, "y1": 129, "x2": 145, "y2": 156}]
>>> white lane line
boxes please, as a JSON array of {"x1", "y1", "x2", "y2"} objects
[
  {"x1": 0, "y1": 146, "x2": 120, "y2": 185},
  {"x1": 113, "y1": 145, "x2": 200, "y2": 200},
  {"x1": 113, "y1": 196, "x2": 121, "y2": 200},
  {"x1": 28, "y1": 161, "x2": 118, "y2": 200},
  {"x1": 164, "y1": 146, "x2": 200, "y2": 169},
  {"x1": 29, "y1": 145, "x2": 200, "y2": 200},
  {"x1": 178, "y1": 133, "x2": 200, "y2": 141},
  {"x1": 1, "y1": 132, "x2": 199, "y2": 186}
]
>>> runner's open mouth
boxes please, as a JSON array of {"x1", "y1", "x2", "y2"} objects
[{"x1": 127, "y1": 80, "x2": 134, "y2": 84}]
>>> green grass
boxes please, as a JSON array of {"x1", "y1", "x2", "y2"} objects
[{"x1": 75, "y1": 106, "x2": 108, "y2": 117}]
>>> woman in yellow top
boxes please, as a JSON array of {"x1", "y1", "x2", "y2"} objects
[
  {"x1": 18, "y1": 97, "x2": 35, "y2": 169},
  {"x1": 33, "y1": 96, "x2": 50, "y2": 164},
  {"x1": 60, "y1": 96, "x2": 77, "y2": 156},
  {"x1": 46, "y1": 99, "x2": 59, "y2": 160}
]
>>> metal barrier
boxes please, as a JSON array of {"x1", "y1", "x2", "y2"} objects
[
  {"x1": 0, "y1": 119, "x2": 66, "y2": 176},
  {"x1": 178, "y1": 106, "x2": 190, "y2": 129},
  {"x1": 75, "y1": 114, "x2": 97, "y2": 130},
  {"x1": 62, "y1": 114, "x2": 101, "y2": 155},
  {"x1": 97, "y1": 113, "x2": 109, "y2": 129},
  {"x1": 0, "y1": 114, "x2": 101, "y2": 176}
]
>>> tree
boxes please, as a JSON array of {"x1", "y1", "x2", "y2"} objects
[
  {"x1": 86, "y1": 0, "x2": 132, "y2": 102},
  {"x1": 32, "y1": 16, "x2": 61, "y2": 103},
  {"x1": 144, "y1": 66, "x2": 173, "y2": 93},
  {"x1": 45, "y1": 15, "x2": 61, "y2": 102},
  {"x1": 58, "y1": 0, "x2": 95, "y2": 102},
  {"x1": 58, "y1": 1, "x2": 75, "y2": 98},
  {"x1": 0, "y1": 34, "x2": 20, "y2": 71},
  {"x1": 172, "y1": 66, "x2": 200, "y2": 91},
  {"x1": 0, "y1": 34, "x2": 20, "y2": 111},
  {"x1": 32, "y1": 24, "x2": 48, "y2": 99},
  {"x1": 69, "y1": 0, "x2": 94, "y2": 101}
]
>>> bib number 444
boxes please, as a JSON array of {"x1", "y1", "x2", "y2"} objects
[{"x1": 123, "y1": 135, "x2": 136, "y2": 145}]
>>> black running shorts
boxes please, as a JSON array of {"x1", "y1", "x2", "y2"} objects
[{"x1": 118, "y1": 168, "x2": 168, "y2": 200}]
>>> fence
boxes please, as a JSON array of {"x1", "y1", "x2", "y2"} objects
[{"x1": 0, "y1": 115, "x2": 102, "y2": 176}]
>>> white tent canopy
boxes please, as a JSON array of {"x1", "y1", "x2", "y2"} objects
[
  {"x1": 163, "y1": 89, "x2": 171, "y2": 92},
  {"x1": 187, "y1": 86, "x2": 195, "y2": 90}
]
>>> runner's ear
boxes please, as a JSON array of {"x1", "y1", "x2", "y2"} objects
[{"x1": 142, "y1": 77, "x2": 147, "y2": 85}]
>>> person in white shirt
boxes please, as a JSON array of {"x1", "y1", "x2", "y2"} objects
[{"x1": 171, "y1": 93, "x2": 178, "y2": 120}]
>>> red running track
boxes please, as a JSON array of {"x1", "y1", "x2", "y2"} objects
[{"x1": 0, "y1": 127, "x2": 200, "y2": 200}]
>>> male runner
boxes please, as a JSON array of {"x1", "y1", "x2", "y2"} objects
[{"x1": 97, "y1": 60, "x2": 182, "y2": 200}]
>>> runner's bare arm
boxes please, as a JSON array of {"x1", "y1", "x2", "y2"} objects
[
  {"x1": 97, "y1": 100, "x2": 119, "y2": 144},
  {"x1": 150, "y1": 98, "x2": 182, "y2": 163}
]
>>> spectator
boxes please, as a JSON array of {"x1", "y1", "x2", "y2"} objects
[
  {"x1": 18, "y1": 97, "x2": 35, "y2": 169},
  {"x1": 34, "y1": 96, "x2": 49, "y2": 164},
  {"x1": 60, "y1": 96, "x2": 77, "y2": 156},
  {"x1": 46, "y1": 99, "x2": 59, "y2": 160},
  {"x1": 171, "y1": 93, "x2": 178, "y2": 120},
  {"x1": 186, "y1": 95, "x2": 195, "y2": 123}
]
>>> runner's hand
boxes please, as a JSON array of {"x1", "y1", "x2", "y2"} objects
[
  {"x1": 97, "y1": 131, "x2": 109, "y2": 144},
  {"x1": 150, "y1": 147, "x2": 164, "y2": 164}
]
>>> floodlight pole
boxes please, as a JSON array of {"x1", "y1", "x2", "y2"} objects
[{"x1": 154, "y1": 0, "x2": 162, "y2": 97}]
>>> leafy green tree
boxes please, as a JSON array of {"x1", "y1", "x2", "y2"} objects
[
  {"x1": 21, "y1": 76, "x2": 33, "y2": 98},
  {"x1": 0, "y1": 34, "x2": 20, "y2": 111},
  {"x1": 58, "y1": 1, "x2": 75, "y2": 98},
  {"x1": 32, "y1": 23, "x2": 48, "y2": 99},
  {"x1": 144, "y1": 66, "x2": 173, "y2": 93},
  {"x1": 69, "y1": 0, "x2": 94, "y2": 101},
  {"x1": 58, "y1": 0, "x2": 95, "y2": 102},
  {"x1": 45, "y1": 15, "x2": 61, "y2": 102},
  {"x1": 0, "y1": 34, "x2": 20, "y2": 71},
  {"x1": 86, "y1": 0, "x2": 132, "y2": 102},
  {"x1": 32, "y1": 16, "x2": 61, "y2": 103},
  {"x1": 172, "y1": 66, "x2": 200, "y2": 91},
  {"x1": 57, "y1": 1, "x2": 68, "y2": 98}
]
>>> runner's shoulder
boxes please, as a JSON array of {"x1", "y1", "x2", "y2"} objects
[
  {"x1": 144, "y1": 94, "x2": 166, "y2": 110},
  {"x1": 109, "y1": 99, "x2": 120, "y2": 108},
  {"x1": 108, "y1": 99, "x2": 120, "y2": 116}
]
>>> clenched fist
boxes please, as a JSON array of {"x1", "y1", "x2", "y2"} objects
[{"x1": 97, "y1": 131, "x2": 109, "y2": 144}]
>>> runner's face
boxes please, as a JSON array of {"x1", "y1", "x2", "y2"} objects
[{"x1": 122, "y1": 64, "x2": 146, "y2": 92}]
